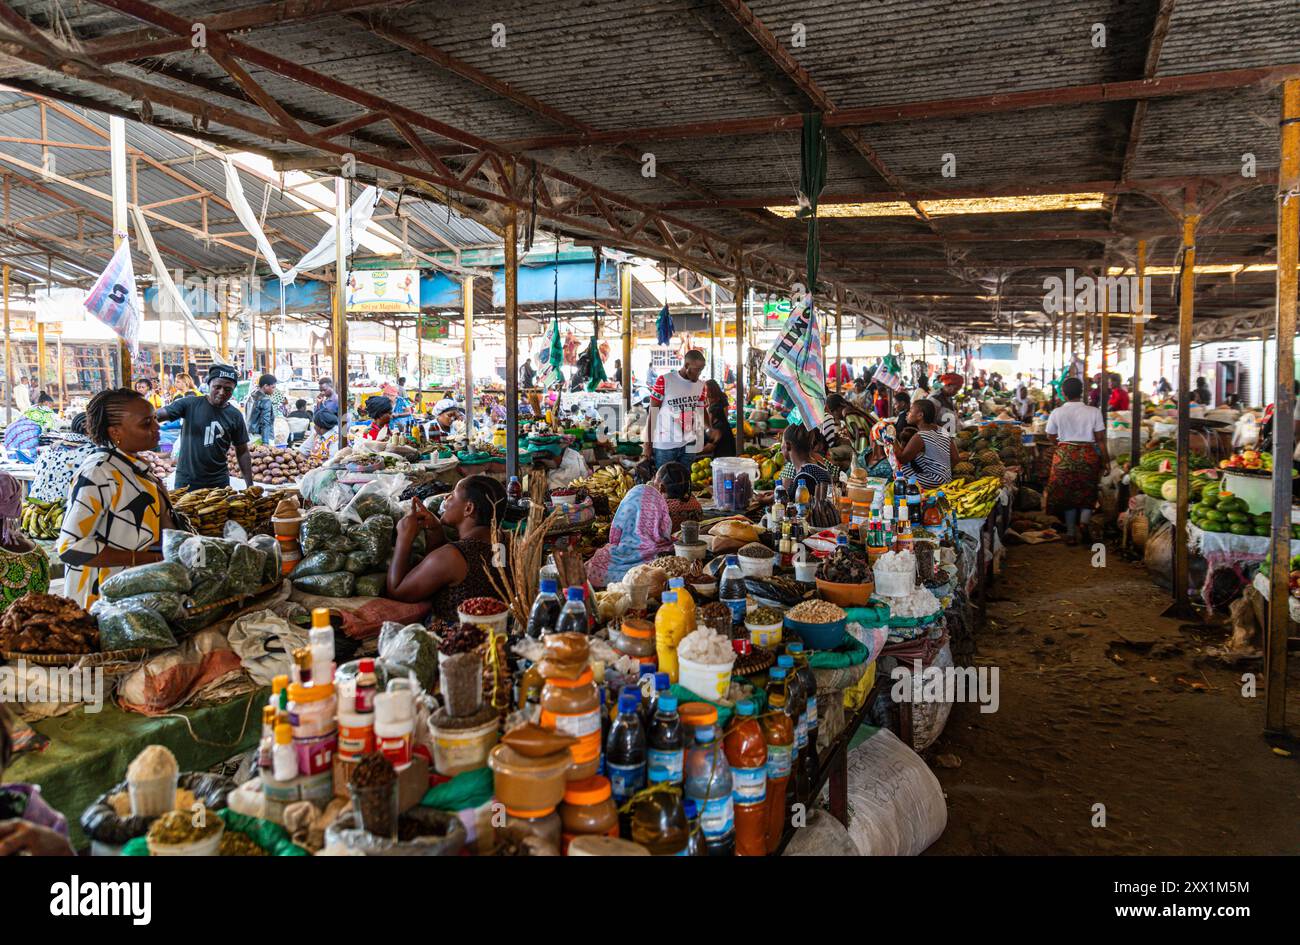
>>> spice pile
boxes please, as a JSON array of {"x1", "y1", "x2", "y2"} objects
[
  {"x1": 786, "y1": 600, "x2": 846, "y2": 625},
  {"x1": 0, "y1": 592, "x2": 98, "y2": 653},
  {"x1": 817, "y1": 545, "x2": 872, "y2": 583},
  {"x1": 147, "y1": 809, "x2": 220, "y2": 847},
  {"x1": 348, "y1": 752, "x2": 399, "y2": 837},
  {"x1": 737, "y1": 543, "x2": 774, "y2": 560}
]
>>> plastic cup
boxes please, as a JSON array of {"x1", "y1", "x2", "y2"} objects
[
  {"x1": 128, "y1": 772, "x2": 179, "y2": 818},
  {"x1": 349, "y1": 780, "x2": 399, "y2": 839}
]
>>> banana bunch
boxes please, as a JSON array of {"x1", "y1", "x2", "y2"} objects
[
  {"x1": 172, "y1": 486, "x2": 277, "y2": 536},
  {"x1": 571, "y1": 467, "x2": 633, "y2": 505},
  {"x1": 20, "y1": 499, "x2": 64, "y2": 539},
  {"x1": 943, "y1": 476, "x2": 1003, "y2": 519}
]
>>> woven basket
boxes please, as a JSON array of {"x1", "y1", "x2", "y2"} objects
[{"x1": 1129, "y1": 513, "x2": 1149, "y2": 551}]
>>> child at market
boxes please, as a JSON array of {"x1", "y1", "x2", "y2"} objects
[
  {"x1": 386, "y1": 475, "x2": 508, "y2": 625},
  {"x1": 0, "y1": 706, "x2": 73, "y2": 856}
]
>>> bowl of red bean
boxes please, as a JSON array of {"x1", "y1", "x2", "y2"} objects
[{"x1": 458, "y1": 597, "x2": 510, "y2": 636}]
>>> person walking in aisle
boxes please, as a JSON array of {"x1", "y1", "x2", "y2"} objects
[{"x1": 1044, "y1": 376, "x2": 1108, "y2": 545}]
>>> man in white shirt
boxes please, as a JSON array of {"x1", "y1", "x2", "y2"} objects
[
  {"x1": 13, "y1": 376, "x2": 30, "y2": 413},
  {"x1": 643, "y1": 349, "x2": 707, "y2": 466}
]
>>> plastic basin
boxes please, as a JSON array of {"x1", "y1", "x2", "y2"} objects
[
  {"x1": 677, "y1": 654, "x2": 734, "y2": 701},
  {"x1": 783, "y1": 615, "x2": 847, "y2": 651},
  {"x1": 816, "y1": 578, "x2": 875, "y2": 606}
]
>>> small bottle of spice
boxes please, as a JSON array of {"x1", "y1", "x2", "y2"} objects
[
  {"x1": 292, "y1": 646, "x2": 313, "y2": 686},
  {"x1": 257, "y1": 705, "x2": 276, "y2": 772},
  {"x1": 354, "y1": 658, "x2": 377, "y2": 713},
  {"x1": 374, "y1": 679, "x2": 414, "y2": 771},
  {"x1": 272, "y1": 724, "x2": 297, "y2": 782},
  {"x1": 309, "y1": 609, "x2": 335, "y2": 684}
]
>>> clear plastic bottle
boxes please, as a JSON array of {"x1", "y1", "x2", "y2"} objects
[
  {"x1": 684, "y1": 717, "x2": 735, "y2": 856},
  {"x1": 719, "y1": 555, "x2": 747, "y2": 631},
  {"x1": 605, "y1": 686, "x2": 646, "y2": 804},
  {"x1": 630, "y1": 768, "x2": 689, "y2": 856},
  {"x1": 555, "y1": 586, "x2": 589, "y2": 636},
  {"x1": 527, "y1": 578, "x2": 563, "y2": 638},
  {"x1": 257, "y1": 704, "x2": 275, "y2": 773},
  {"x1": 682, "y1": 798, "x2": 707, "y2": 856},
  {"x1": 646, "y1": 693, "x2": 685, "y2": 786}
]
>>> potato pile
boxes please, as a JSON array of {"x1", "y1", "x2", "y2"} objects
[
  {"x1": 138, "y1": 450, "x2": 174, "y2": 480},
  {"x1": 227, "y1": 445, "x2": 312, "y2": 484}
]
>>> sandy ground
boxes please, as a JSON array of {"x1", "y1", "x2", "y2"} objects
[{"x1": 924, "y1": 539, "x2": 1300, "y2": 855}]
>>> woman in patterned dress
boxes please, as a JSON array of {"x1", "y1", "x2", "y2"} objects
[
  {"x1": 1044, "y1": 376, "x2": 1108, "y2": 545},
  {"x1": 28, "y1": 413, "x2": 97, "y2": 505},
  {"x1": 55, "y1": 389, "x2": 177, "y2": 608}
]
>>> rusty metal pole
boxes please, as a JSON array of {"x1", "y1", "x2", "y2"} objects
[
  {"x1": 333, "y1": 176, "x2": 349, "y2": 452},
  {"x1": 622, "y1": 263, "x2": 633, "y2": 415},
  {"x1": 504, "y1": 164, "x2": 519, "y2": 480},
  {"x1": 1170, "y1": 197, "x2": 1199, "y2": 620},
  {"x1": 1130, "y1": 240, "x2": 1146, "y2": 466},
  {"x1": 462, "y1": 275, "x2": 474, "y2": 432},
  {"x1": 1265, "y1": 78, "x2": 1299, "y2": 735}
]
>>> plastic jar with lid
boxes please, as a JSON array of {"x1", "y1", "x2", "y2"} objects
[
  {"x1": 287, "y1": 682, "x2": 337, "y2": 739},
  {"x1": 539, "y1": 667, "x2": 601, "y2": 780},
  {"x1": 611, "y1": 617, "x2": 656, "y2": 662},
  {"x1": 559, "y1": 775, "x2": 619, "y2": 854},
  {"x1": 503, "y1": 806, "x2": 562, "y2": 854}
]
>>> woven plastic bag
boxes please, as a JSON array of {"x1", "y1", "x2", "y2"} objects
[{"x1": 843, "y1": 726, "x2": 947, "y2": 856}]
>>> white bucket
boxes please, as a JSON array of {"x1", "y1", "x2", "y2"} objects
[
  {"x1": 457, "y1": 607, "x2": 509, "y2": 636},
  {"x1": 430, "y1": 716, "x2": 500, "y2": 776},
  {"x1": 873, "y1": 569, "x2": 916, "y2": 598},
  {"x1": 737, "y1": 555, "x2": 774, "y2": 578},
  {"x1": 746, "y1": 620, "x2": 783, "y2": 648},
  {"x1": 678, "y1": 653, "x2": 735, "y2": 701}
]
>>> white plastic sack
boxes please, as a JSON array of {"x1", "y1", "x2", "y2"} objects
[
  {"x1": 546, "y1": 448, "x2": 590, "y2": 489},
  {"x1": 844, "y1": 727, "x2": 947, "y2": 856},
  {"x1": 226, "y1": 609, "x2": 310, "y2": 686},
  {"x1": 782, "y1": 810, "x2": 859, "y2": 856},
  {"x1": 1233, "y1": 413, "x2": 1259, "y2": 449}
]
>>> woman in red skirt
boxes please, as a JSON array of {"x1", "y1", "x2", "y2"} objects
[{"x1": 1045, "y1": 376, "x2": 1109, "y2": 544}]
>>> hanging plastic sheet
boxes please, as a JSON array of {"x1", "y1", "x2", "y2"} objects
[{"x1": 130, "y1": 205, "x2": 226, "y2": 363}]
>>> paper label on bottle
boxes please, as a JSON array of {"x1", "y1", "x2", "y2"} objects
[
  {"x1": 377, "y1": 732, "x2": 412, "y2": 769},
  {"x1": 731, "y1": 764, "x2": 767, "y2": 803},
  {"x1": 722, "y1": 597, "x2": 746, "y2": 625},
  {"x1": 607, "y1": 761, "x2": 646, "y2": 802},
  {"x1": 647, "y1": 747, "x2": 684, "y2": 784},
  {"x1": 766, "y1": 743, "x2": 793, "y2": 780},
  {"x1": 699, "y1": 795, "x2": 735, "y2": 839},
  {"x1": 338, "y1": 722, "x2": 374, "y2": 760},
  {"x1": 541, "y1": 708, "x2": 602, "y2": 765}
]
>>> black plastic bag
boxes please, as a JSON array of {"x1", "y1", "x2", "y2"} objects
[{"x1": 79, "y1": 772, "x2": 235, "y2": 847}]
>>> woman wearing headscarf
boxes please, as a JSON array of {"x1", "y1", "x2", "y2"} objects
[
  {"x1": 0, "y1": 470, "x2": 51, "y2": 611},
  {"x1": 585, "y1": 481, "x2": 675, "y2": 587},
  {"x1": 654, "y1": 462, "x2": 703, "y2": 532},
  {"x1": 930, "y1": 372, "x2": 964, "y2": 436},
  {"x1": 362, "y1": 394, "x2": 393, "y2": 440},
  {"x1": 56, "y1": 388, "x2": 177, "y2": 608},
  {"x1": 299, "y1": 409, "x2": 339, "y2": 464}
]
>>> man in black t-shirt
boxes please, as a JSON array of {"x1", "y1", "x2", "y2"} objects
[{"x1": 157, "y1": 364, "x2": 254, "y2": 488}]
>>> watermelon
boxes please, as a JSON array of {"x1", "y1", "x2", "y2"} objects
[{"x1": 1140, "y1": 449, "x2": 1177, "y2": 471}]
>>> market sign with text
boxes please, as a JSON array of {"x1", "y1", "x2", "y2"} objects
[
  {"x1": 763, "y1": 299, "x2": 792, "y2": 321},
  {"x1": 347, "y1": 268, "x2": 419, "y2": 313},
  {"x1": 419, "y1": 315, "x2": 449, "y2": 341}
]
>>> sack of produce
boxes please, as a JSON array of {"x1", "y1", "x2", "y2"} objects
[
  {"x1": 96, "y1": 599, "x2": 178, "y2": 651},
  {"x1": 248, "y1": 534, "x2": 282, "y2": 585},
  {"x1": 343, "y1": 551, "x2": 373, "y2": 574},
  {"x1": 293, "y1": 571, "x2": 356, "y2": 597},
  {"x1": 349, "y1": 514, "x2": 395, "y2": 564},
  {"x1": 229, "y1": 543, "x2": 268, "y2": 590},
  {"x1": 342, "y1": 477, "x2": 411, "y2": 524},
  {"x1": 378, "y1": 621, "x2": 439, "y2": 693},
  {"x1": 100, "y1": 561, "x2": 192, "y2": 601},
  {"x1": 299, "y1": 507, "x2": 343, "y2": 555},
  {"x1": 93, "y1": 591, "x2": 190, "y2": 622},
  {"x1": 160, "y1": 529, "x2": 192, "y2": 562},
  {"x1": 177, "y1": 535, "x2": 233, "y2": 588},
  {"x1": 355, "y1": 572, "x2": 387, "y2": 598},
  {"x1": 290, "y1": 551, "x2": 348, "y2": 580},
  {"x1": 79, "y1": 772, "x2": 235, "y2": 850}
]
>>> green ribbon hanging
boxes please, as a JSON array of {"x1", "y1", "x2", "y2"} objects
[{"x1": 797, "y1": 112, "x2": 828, "y2": 296}]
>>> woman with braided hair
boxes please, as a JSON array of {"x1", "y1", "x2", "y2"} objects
[{"x1": 55, "y1": 388, "x2": 178, "y2": 607}]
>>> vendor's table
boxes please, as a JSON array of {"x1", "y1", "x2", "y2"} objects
[
  {"x1": 773, "y1": 670, "x2": 884, "y2": 854},
  {"x1": 7, "y1": 691, "x2": 266, "y2": 847}
]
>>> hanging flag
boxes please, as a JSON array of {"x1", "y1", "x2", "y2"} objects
[
  {"x1": 763, "y1": 297, "x2": 832, "y2": 436},
  {"x1": 585, "y1": 336, "x2": 607, "y2": 391},
  {"x1": 83, "y1": 239, "x2": 141, "y2": 355},
  {"x1": 656, "y1": 303, "x2": 674, "y2": 345},
  {"x1": 548, "y1": 315, "x2": 564, "y2": 375}
]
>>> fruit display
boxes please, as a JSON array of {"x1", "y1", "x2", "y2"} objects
[
  {"x1": 569, "y1": 466, "x2": 633, "y2": 506},
  {"x1": 941, "y1": 475, "x2": 1004, "y2": 519},
  {"x1": 1189, "y1": 485, "x2": 1290, "y2": 537},
  {"x1": 226, "y1": 445, "x2": 313, "y2": 484},
  {"x1": 691, "y1": 457, "x2": 712, "y2": 492},
  {"x1": 955, "y1": 423, "x2": 1026, "y2": 480},
  {"x1": 172, "y1": 486, "x2": 279, "y2": 536},
  {"x1": 1219, "y1": 449, "x2": 1272, "y2": 472},
  {"x1": 20, "y1": 499, "x2": 64, "y2": 539}
]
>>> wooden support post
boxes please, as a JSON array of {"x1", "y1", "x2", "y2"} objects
[
  {"x1": 1100, "y1": 291, "x2": 1110, "y2": 419},
  {"x1": 734, "y1": 271, "x2": 746, "y2": 455},
  {"x1": 835, "y1": 299, "x2": 843, "y2": 392},
  {"x1": 1082, "y1": 309, "x2": 1091, "y2": 400},
  {"x1": 463, "y1": 275, "x2": 474, "y2": 432},
  {"x1": 219, "y1": 281, "x2": 229, "y2": 362},
  {"x1": 57, "y1": 335, "x2": 64, "y2": 410},
  {"x1": 1170, "y1": 199, "x2": 1200, "y2": 620},
  {"x1": 1130, "y1": 240, "x2": 1146, "y2": 467},
  {"x1": 621, "y1": 264, "x2": 633, "y2": 415},
  {"x1": 35, "y1": 322, "x2": 46, "y2": 397},
  {"x1": 333, "y1": 177, "x2": 349, "y2": 452},
  {"x1": 504, "y1": 164, "x2": 519, "y2": 480},
  {"x1": 1265, "y1": 77, "x2": 1299, "y2": 735}
]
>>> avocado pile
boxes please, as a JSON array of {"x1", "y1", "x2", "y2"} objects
[{"x1": 1191, "y1": 482, "x2": 1300, "y2": 539}]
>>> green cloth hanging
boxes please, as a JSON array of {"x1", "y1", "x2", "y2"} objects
[
  {"x1": 585, "y1": 335, "x2": 607, "y2": 391},
  {"x1": 548, "y1": 314, "x2": 564, "y2": 375},
  {"x1": 797, "y1": 112, "x2": 828, "y2": 293}
]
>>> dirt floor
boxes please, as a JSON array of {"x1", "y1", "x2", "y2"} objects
[{"x1": 925, "y1": 539, "x2": 1300, "y2": 855}]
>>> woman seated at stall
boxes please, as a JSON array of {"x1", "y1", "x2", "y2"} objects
[
  {"x1": 585, "y1": 478, "x2": 675, "y2": 587},
  {"x1": 893, "y1": 398, "x2": 958, "y2": 489},
  {"x1": 0, "y1": 706, "x2": 73, "y2": 856},
  {"x1": 655, "y1": 462, "x2": 703, "y2": 532},
  {"x1": 298, "y1": 409, "x2": 339, "y2": 464},
  {"x1": 700, "y1": 380, "x2": 737, "y2": 458},
  {"x1": 386, "y1": 475, "x2": 507, "y2": 625},
  {"x1": 55, "y1": 388, "x2": 176, "y2": 608},
  {"x1": 29, "y1": 413, "x2": 97, "y2": 505},
  {"x1": 825, "y1": 392, "x2": 874, "y2": 455},
  {"x1": 362, "y1": 395, "x2": 393, "y2": 440},
  {"x1": 778, "y1": 423, "x2": 834, "y2": 497}
]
